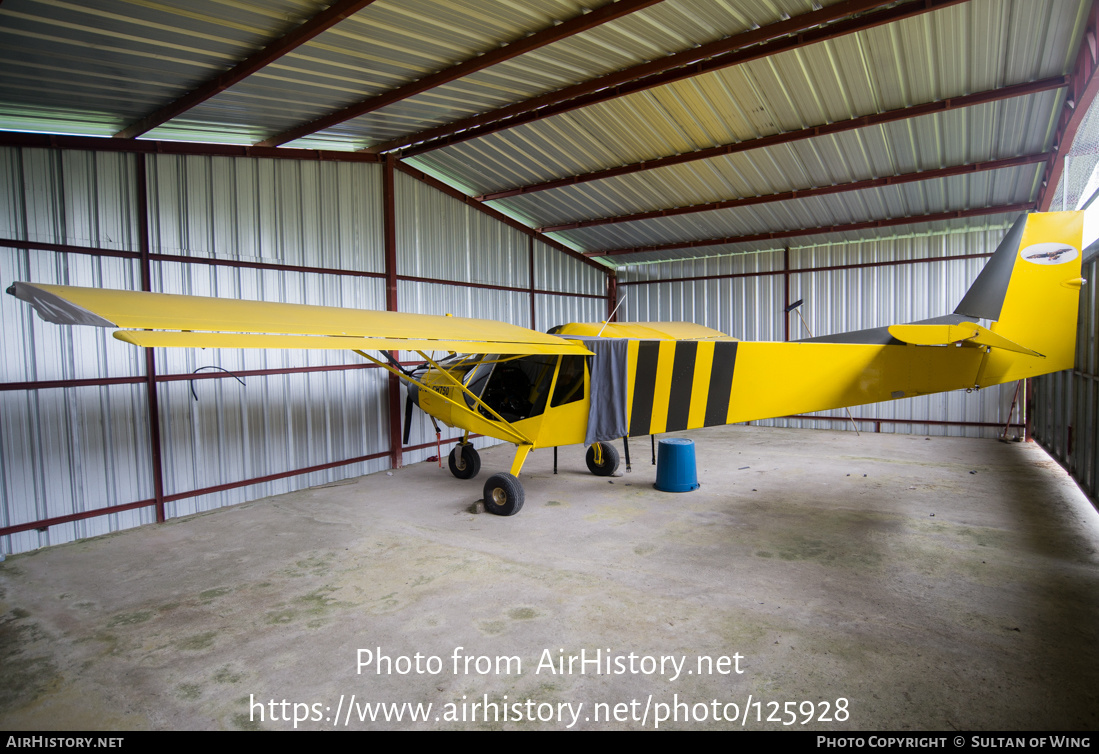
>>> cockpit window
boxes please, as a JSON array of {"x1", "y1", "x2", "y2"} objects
[
  {"x1": 551, "y1": 356, "x2": 585, "y2": 407},
  {"x1": 478, "y1": 355, "x2": 558, "y2": 422},
  {"x1": 431, "y1": 353, "x2": 587, "y2": 423}
]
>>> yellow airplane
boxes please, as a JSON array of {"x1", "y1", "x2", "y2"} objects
[{"x1": 6, "y1": 211, "x2": 1086, "y2": 516}]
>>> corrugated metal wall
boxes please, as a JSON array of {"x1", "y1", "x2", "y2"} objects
[
  {"x1": 534, "y1": 239, "x2": 606, "y2": 333},
  {"x1": 618, "y1": 252, "x2": 785, "y2": 341},
  {"x1": 1, "y1": 148, "x2": 153, "y2": 553},
  {"x1": 0, "y1": 145, "x2": 610, "y2": 555},
  {"x1": 147, "y1": 155, "x2": 391, "y2": 520},
  {"x1": 1032, "y1": 250, "x2": 1098, "y2": 506},
  {"x1": 616, "y1": 226, "x2": 1025, "y2": 438}
]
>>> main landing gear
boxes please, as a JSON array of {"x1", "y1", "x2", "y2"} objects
[
  {"x1": 483, "y1": 473, "x2": 524, "y2": 516},
  {"x1": 585, "y1": 441, "x2": 620, "y2": 476},
  {"x1": 447, "y1": 440, "x2": 624, "y2": 517}
]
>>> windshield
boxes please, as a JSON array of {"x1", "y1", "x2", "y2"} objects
[{"x1": 420, "y1": 353, "x2": 586, "y2": 423}]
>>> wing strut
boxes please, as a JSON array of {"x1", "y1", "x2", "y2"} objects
[{"x1": 353, "y1": 349, "x2": 534, "y2": 447}]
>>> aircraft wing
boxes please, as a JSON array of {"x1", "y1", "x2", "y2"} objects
[{"x1": 7, "y1": 282, "x2": 592, "y2": 356}]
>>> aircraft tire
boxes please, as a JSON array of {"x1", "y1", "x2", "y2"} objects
[
  {"x1": 585, "y1": 442, "x2": 620, "y2": 476},
  {"x1": 483, "y1": 473, "x2": 524, "y2": 516},
  {"x1": 449, "y1": 443, "x2": 481, "y2": 480}
]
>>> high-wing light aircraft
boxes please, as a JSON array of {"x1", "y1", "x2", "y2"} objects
[{"x1": 7, "y1": 211, "x2": 1087, "y2": 516}]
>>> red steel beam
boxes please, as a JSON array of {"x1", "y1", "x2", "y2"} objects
[
  {"x1": 383, "y1": 155, "x2": 403, "y2": 471},
  {"x1": 490, "y1": 77, "x2": 1067, "y2": 202},
  {"x1": 257, "y1": 0, "x2": 665, "y2": 148},
  {"x1": 783, "y1": 247, "x2": 790, "y2": 342},
  {"x1": 586, "y1": 203, "x2": 1035, "y2": 258},
  {"x1": 394, "y1": 161, "x2": 609, "y2": 273},
  {"x1": 0, "y1": 449, "x2": 391, "y2": 537},
  {"x1": 607, "y1": 272, "x2": 618, "y2": 321},
  {"x1": 155, "y1": 363, "x2": 379, "y2": 383},
  {"x1": 379, "y1": 0, "x2": 964, "y2": 157},
  {"x1": 0, "y1": 376, "x2": 145, "y2": 392},
  {"x1": 3, "y1": 363, "x2": 399, "y2": 394},
  {"x1": 0, "y1": 130, "x2": 380, "y2": 163},
  {"x1": 1, "y1": 240, "x2": 601, "y2": 297},
  {"x1": 0, "y1": 237, "x2": 389, "y2": 279},
  {"x1": 778, "y1": 415, "x2": 1018, "y2": 429},
  {"x1": 114, "y1": 0, "x2": 378, "y2": 139},
  {"x1": 161, "y1": 451, "x2": 389, "y2": 504},
  {"x1": 528, "y1": 236, "x2": 536, "y2": 330},
  {"x1": 398, "y1": 273, "x2": 606, "y2": 299},
  {"x1": 1039, "y1": 0, "x2": 1099, "y2": 210},
  {"x1": 0, "y1": 238, "x2": 140, "y2": 260},
  {"x1": 616, "y1": 252, "x2": 995, "y2": 287},
  {"x1": 540, "y1": 153, "x2": 1050, "y2": 232},
  {"x1": 134, "y1": 154, "x2": 168, "y2": 524},
  {"x1": 0, "y1": 498, "x2": 159, "y2": 538}
]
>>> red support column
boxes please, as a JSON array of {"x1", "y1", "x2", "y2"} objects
[
  {"x1": 783, "y1": 247, "x2": 791, "y2": 342},
  {"x1": 1024, "y1": 377, "x2": 1034, "y2": 442},
  {"x1": 383, "y1": 155, "x2": 403, "y2": 469},
  {"x1": 529, "y1": 236, "x2": 536, "y2": 330},
  {"x1": 1039, "y1": 0, "x2": 1099, "y2": 210},
  {"x1": 607, "y1": 273, "x2": 618, "y2": 321},
  {"x1": 136, "y1": 153, "x2": 166, "y2": 522}
]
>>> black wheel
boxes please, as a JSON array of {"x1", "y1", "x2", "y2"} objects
[
  {"x1": 448, "y1": 443, "x2": 481, "y2": 480},
  {"x1": 482, "y1": 473, "x2": 524, "y2": 516},
  {"x1": 585, "y1": 442, "x2": 620, "y2": 476}
]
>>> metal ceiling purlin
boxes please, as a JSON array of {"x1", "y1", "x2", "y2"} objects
[
  {"x1": 113, "y1": 0, "x2": 381, "y2": 140},
  {"x1": 381, "y1": 0, "x2": 965, "y2": 157},
  {"x1": 1039, "y1": 0, "x2": 1099, "y2": 210},
  {"x1": 255, "y1": 0, "x2": 666, "y2": 148},
  {"x1": 489, "y1": 78, "x2": 1068, "y2": 202},
  {"x1": 539, "y1": 153, "x2": 1051, "y2": 231},
  {"x1": 584, "y1": 203, "x2": 1036, "y2": 258}
]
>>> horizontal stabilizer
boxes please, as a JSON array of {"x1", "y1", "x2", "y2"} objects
[{"x1": 887, "y1": 323, "x2": 1043, "y2": 357}]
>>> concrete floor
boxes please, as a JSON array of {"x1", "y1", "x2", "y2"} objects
[{"x1": 1, "y1": 425, "x2": 1098, "y2": 731}]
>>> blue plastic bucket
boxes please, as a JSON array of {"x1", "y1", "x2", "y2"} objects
[{"x1": 653, "y1": 438, "x2": 700, "y2": 492}]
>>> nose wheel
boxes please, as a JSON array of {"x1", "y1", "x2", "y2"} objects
[{"x1": 448, "y1": 443, "x2": 481, "y2": 479}]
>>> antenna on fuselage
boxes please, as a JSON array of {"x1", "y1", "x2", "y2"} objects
[
  {"x1": 597, "y1": 293, "x2": 627, "y2": 337},
  {"x1": 785, "y1": 298, "x2": 861, "y2": 437}
]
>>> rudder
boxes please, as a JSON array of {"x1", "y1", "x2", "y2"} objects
[{"x1": 959, "y1": 211, "x2": 1085, "y2": 383}]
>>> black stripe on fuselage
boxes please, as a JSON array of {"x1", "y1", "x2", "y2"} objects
[
  {"x1": 664, "y1": 340, "x2": 698, "y2": 432},
  {"x1": 703, "y1": 341, "x2": 738, "y2": 427},
  {"x1": 629, "y1": 340, "x2": 660, "y2": 437}
]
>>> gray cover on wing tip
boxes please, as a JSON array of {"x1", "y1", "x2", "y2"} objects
[{"x1": 6, "y1": 282, "x2": 116, "y2": 328}]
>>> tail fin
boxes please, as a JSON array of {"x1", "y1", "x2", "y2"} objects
[{"x1": 958, "y1": 211, "x2": 1085, "y2": 382}]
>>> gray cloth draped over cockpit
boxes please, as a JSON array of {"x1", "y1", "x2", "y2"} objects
[{"x1": 569, "y1": 336, "x2": 629, "y2": 445}]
